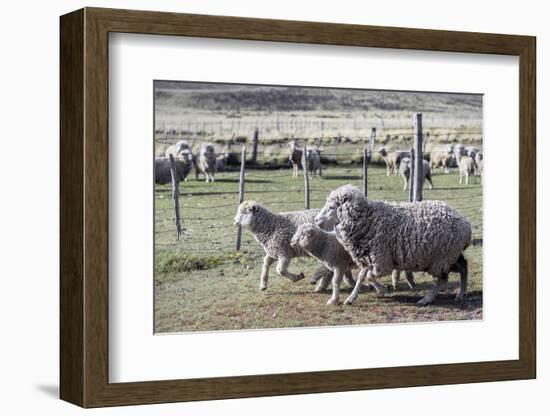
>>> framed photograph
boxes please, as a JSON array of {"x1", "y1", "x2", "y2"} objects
[{"x1": 60, "y1": 7, "x2": 536, "y2": 408}]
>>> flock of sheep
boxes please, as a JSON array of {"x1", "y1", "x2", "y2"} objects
[
  {"x1": 378, "y1": 143, "x2": 484, "y2": 188},
  {"x1": 155, "y1": 140, "x2": 230, "y2": 184},
  {"x1": 233, "y1": 184, "x2": 472, "y2": 306}
]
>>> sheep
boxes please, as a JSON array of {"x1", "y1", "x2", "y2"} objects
[
  {"x1": 399, "y1": 157, "x2": 434, "y2": 191},
  {"x1": 154, "y1": 151, "x2": 193, "y2": 184},
  {"x1": 197, "y1": 143, "x2": 216, "y2": 182},
  {"x1": 233, "y1": 201, "x2": 363, "y2": 292},
  {"x1": 430, "y1": 144, "x2": 455, "y2": 173},
  {"x1": 305, "y1": 148, "x2": 323, "y2": 177},
  {"x1": 378, "y1": 148, "x2": 407, "y2": 176},
  {"x1": 290, "y1": 223, "x2": 414, "y2": 305},
  {"x1": 288, "y1": 139, "x2": 303, "y2": 178},
  {"x1": 215, "y1": 152, "x2": 230, "y2": 172},
  {"x1": 164, "y1": 140, "x2": 190, "y2": 158},
  {"x1": 457, "y1": 153, "x2": 477, "y2": 185},
  {"x1": 315, "y1": 184, "x2": 471, "y2": 306},
  {"x1": 476, "y1": 153, "x2": 484, "y2": 184}
]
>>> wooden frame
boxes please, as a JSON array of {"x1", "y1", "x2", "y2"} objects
[{"x1": 60, "y1": 7, "x2": 536, "y2": 408}]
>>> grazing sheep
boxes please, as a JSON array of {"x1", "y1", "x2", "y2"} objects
[
  {"x1": 378, "y1": 148, "x2": 407, "y2": 176},
  {"x1": 399, "y1": 157, "x2": 433, "y2": 191},
  {"x1": 288, "y1": 139, "x2": 303, "y2": 178},
  {"x1": 215, "y1": 152, "x2": 230, "y2": 172},
  {"x1": 315, "y1": 185, "x2": 471, "y2": 305},
  {"x1": 164, "y1": 140, "x2": 190, "y2": 158},
  {"x1": 291, "y1": 223, "x2": 413, "y2": 305},
  {"x1": 154, "y1": 151, "x2": 193, "y2": 184},
  {"x1": 305, "y1": 148, "x2": 323, "y2": 177},
  {"x1": 197, "y1": 143, "x2": 216, "y2": 182},
  {"x1": 430, "y1": 144, "x2": 455, "y2": 173}
]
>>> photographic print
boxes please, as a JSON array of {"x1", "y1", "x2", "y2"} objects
[{"x1": 154, "y1": 81, "x2": 483, "y2": 333}]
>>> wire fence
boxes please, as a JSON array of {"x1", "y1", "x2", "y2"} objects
[{"x1": 155, "y1": 119, "x2": 483, "y2": 255}]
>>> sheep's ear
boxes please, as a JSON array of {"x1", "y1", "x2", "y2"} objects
[{"x1": 251, "y1": 205, "x2": 259, "y2": 213}]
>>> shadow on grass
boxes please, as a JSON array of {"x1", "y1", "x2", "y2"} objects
[{"x1": 389, "y1": 290, "x2": 483, "y2": 309}]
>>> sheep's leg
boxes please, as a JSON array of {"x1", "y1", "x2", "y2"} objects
[
  {"x1": 426, "y1": 174, "x2": 434, "y2": 189},
  {"x1": 405, "y1": 271, "x2": 416, "y2": 290},
  {"x1": 459, "y1": 172, "x2": 463, "y2": 185},
  {"x1": 343, "y1": 270, "x2": 370, "y2": 291},
  {"x1": 391, "y1": 270, "x2": 400, "y2": 290},
  {"x1": 403, "y1": 176, "x2": 408, "y2": 191},
  {"x1": 276, "y1": 257, "x2": 305, "y2": 283},
  {"x1": 327, "y1": 269, "x2": 344, "y2": 305},
  {"x1": 344, "y1": 268, "x2": 368, "y2": 305},
  {"x1": 386, "y1": 163, "x2": 391, "y2": 176},
  {"x1": 314, "y1": 275, "x2": 331, "y2": 292},
  {"x1": 310, "y1": 263, "x2": 330, "y2": 285},
  {"x1": 418, "y1": 272, "x2": 448, "y2": 305},
  {"x1": 451, "y1": 254, "x2": 468, "y2": 301},
  {"x1": 260, "y1": 255, "x2": 276, "y2": 291}
]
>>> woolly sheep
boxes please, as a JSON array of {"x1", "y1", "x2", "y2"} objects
[
  {"x1": 305, "y1": 148, "x2": 323, "y2": 177},
  {"x1": 197, "y1": 143, "x2": 216, "y2": 183},
  {"x1": 164, "y1": 140, "x2": 190, "y2": 158},
  {"x1": 288, "y1": 139, "x2": 303, "y2": 178},
  {"x1": 215, "y1": 152, "x2": 230, "y2": 172},
  {"x1": 399, "y1": 157, "x2": 434, "y2": 191},
  {"x1": 233, "y1": 202, "x2": 336, "y2": 291},
  {"x1": 378, "y1": 148, "x2": 407, "y2": 176},
  {"x1": 315, "y1": 185, "x2": 471, "y2": 305},
  {"x1": 154, "y1": 151, "x2": 194, "y2": 184},
  {"x1": 457, "y1": 153, "x2": 477, "y2": 185},
  {"x1": 430, "y1": 144, "x2": 454, "y2": 173}
]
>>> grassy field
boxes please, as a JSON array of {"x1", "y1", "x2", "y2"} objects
[{"x1": 154, "y1": 164, "x2": 483, "y2": 333}]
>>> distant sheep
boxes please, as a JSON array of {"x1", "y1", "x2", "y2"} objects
[
  {"x1": 164, "y1": 140, "x2": 190, "y2": 158},
  {"x1": 476, "y1": 153, "x2": 483, "y2": 183},
  {"x1": 215, "y1": 152, "x2": 230, "y2": 172},
  {"x1": 430, "y1": 144, "x2": 455, "y2": 173},
  {"x1": 197, "y1": 143, "x2": 216, "y2": 182},
  {"x1": 457, "y1": 153, "x2": 477, "y2": 185},
  {"x1": 378, "y1": 148, "x2": 407, "y2": 176},
  {"x1": 154, "y1": 151, "x2": 193, "y2": 184},
  {"x1": 305, "y1": 148, "x2": 323, "y2": 177},
  {"x1": 399, "y1": 157, "x2": 433, "y2": 191},
  {"x1": 288, "y1": 139, "x2": 303, "y2": 178},
  {"x1": 315, "y1": 185, "x2": 471, "y2": 305}
]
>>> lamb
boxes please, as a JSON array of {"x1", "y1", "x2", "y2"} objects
[
  {"x1": 290, "y1": 223, "x2": 414, "y2": 305},
  {"x1": 430, "y1": 144, "x2": 455, "y2": 173},
  {"x1": 315, "y1": 184, "x2": 471, "y2": 306},
  {"x1": 197, "y1": 142, "x2": 217, "y2": 182},
  {"x1": 305, "y1": 148, "x2": 323, "y2": 177},
  {"x1": 399, "y1": 157, "x2": 434, "y2": 191},
  {"x1": 154, "y1": 150, "x2": 194, "y2": 184},
  {"x1": 233, "y1": 201, "x2": 363, "y2": 292},
  {"x1": 475, "y1": 153, "x2": 483, "y2": 184},
  {"x1": 378, "y1": 148, "x2": 407, "y2": 176},
  {"x1": 164, "y1": 140, "x2": 190, "y2": 158}
]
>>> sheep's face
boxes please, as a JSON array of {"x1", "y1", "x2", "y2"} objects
[
  {"x1": 233, "y1": 201, "x2": 259, "y2": 228},
  {"x1": 378, "y1": 148, "x2": 387, "y2": 157},
  {"x1": 290, "y1": 223, "x2": 317, "y2": 249},
  {"x1": 179, "y1": 150, "x2": 193, "y2": 163},
  {"x1": 315, "y1": 198, "x2": 340, "y2": 229},
  {"x1": 202, "y1": 145, "x2": 215, "y2": 156}
]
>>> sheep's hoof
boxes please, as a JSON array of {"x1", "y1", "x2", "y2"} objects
[
  {"x1": 455, "y1": 292, "x2": 466, "y2": 301},
  {"x1": 294, "y1": 273, "x2": 305, "y2": 282},
  {"x1": 326, "y1": 298, "x2": 339, "y2": 306},
  {"x1": 344, "y1": 296, "x2": 354, "y2": 305},
  {"x1": 260, "y1": 284, "x2": 267, "y2": 291},
  {"x1": 314, "y1": 285, "x2": 326, "y2": 293}
]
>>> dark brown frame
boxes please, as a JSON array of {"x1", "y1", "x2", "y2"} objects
[{"x1": 60, "y1": 7, "x2": 536, "y2": 408}]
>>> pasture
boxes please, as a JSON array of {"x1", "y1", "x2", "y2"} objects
[{"x1": 154, "y1": 164, "x2": 483, "y2": 333}]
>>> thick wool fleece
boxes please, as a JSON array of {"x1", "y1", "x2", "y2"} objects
[{"x1": 331, "y1": 186, "x2": 471, "y2": 277}]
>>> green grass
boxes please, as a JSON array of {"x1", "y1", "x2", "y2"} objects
[{"x1": 154, "y1": 165, "x2": 483, "y2": 333}]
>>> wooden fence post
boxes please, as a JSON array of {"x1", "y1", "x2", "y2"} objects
[
  {"x1": 368, "y1": 127, "x2": 376, "y2": 162},
  {"x1": 252, "y1": 127, "x2": 259, "y2": 165},
  {"x1": 409, "y1": 148, "x2": 415, "y2": 203},
  {"x1": 168, "y1": 154, "x2": 182, "y2": 241},
  {"x1": 302, "y1": 145, "x2": 310, "y2": 209},
  {"x1": 363, "y1": 147, "x2": 368, "y2": 197},
  {"x1": 412, "y1": 113, "x2": 423, "y2": 202},
  {"x1": 236, "y1": 146, "x2": 247, "y2": 250}
]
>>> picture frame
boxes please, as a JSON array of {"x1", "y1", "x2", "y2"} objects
[{"x1": 60, "y1": 7, "x2": 536, "y2": 408}]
